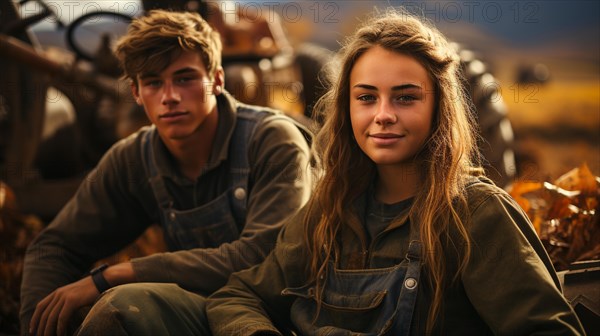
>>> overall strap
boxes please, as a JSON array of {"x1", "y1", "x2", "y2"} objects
[
  {"x1": 140, "y1": 126, "x2": 173, "y2": 209},
  {"x1": 228, "y1": 107, "x2": 270, "y2": 226},
  {"x1": 386, "y1": 225, "x2": 423, "y2": 335}
]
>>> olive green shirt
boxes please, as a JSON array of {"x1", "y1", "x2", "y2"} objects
[
  {"x1": 20, "y1": 92, "x2": 312, "y2": 331},
  {"x1": 207, "y1": 177, "x2": 584, "y2": 335}
]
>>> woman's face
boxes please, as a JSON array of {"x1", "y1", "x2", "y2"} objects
[{"x1": 349, "y1": 46, "x2": 435, "y2": 168}]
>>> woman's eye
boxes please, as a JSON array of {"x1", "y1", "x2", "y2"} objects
[
  {"x1": 397, "y1": 95, "x2": 417, "y2": 103},
  {"x1": 357, "y1": 94, "x2": 375, "y2": 102}
]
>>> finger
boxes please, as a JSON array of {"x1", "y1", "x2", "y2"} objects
[
  {"x1": 44, "y1": 297, "x2": 65, "y2": 336},
  {"x1": 56, "y1": 300, "x2": 77, "y2": 336},
  {"x1": 30, "y1": 294, "x2": 53, "y2": 335},
  {"x1": 37, "y1": 295, "x2": 63, "y2": 336},
  {"x1": 35, "y1": 296, "x2": 54, "y2": 336}
]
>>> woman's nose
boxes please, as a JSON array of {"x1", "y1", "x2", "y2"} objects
[{"x1": 374, "y1": 101, "x2": 397, "y2": 125}]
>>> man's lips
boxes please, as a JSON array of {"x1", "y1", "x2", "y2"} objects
[{"x1": 159, "y1": 111, "x2": 188, "y2": 119}]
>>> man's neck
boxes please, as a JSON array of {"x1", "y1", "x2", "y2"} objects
[
  {"x1": 169, "y1": 137, "x2": 212, "y2": 181},
  {"x1": 162, "y1": 112, "x2": 219, "y2": 181}
]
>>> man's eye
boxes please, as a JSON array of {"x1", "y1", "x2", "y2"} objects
[
  {"x1": 176, "y1": 77, "x2": 192, "y2": 83},
  {"x1": 144, "y1": 80, "x2": 161, "y2": 87}
]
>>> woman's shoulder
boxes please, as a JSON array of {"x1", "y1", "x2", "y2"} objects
[
  {"x1": 279, "y1": 202, "x2": 320, "y2": 239},
  {"x1": 463, "y1": 175, "x2": 513, "y2": 211},
  {"x1": 461, "y1": 175, "x2": 538, "y2": 245}
]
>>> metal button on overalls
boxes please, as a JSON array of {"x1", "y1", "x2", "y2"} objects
[
  {"x1": 234, "y1": 187, "x2": 246, "y2": 200},
  {"x1": 404, "y1": 277, "x2": 417, "y2": 289}
]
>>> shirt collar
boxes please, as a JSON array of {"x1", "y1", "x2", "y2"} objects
[{"x1": 209, "y1": 91, "x2": 237, "y2": 167}]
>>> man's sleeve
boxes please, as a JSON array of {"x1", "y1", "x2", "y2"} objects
[
  {"x1": 19, "y1": 139, "x2": 151, "y2": 333},
  {"x1": 131, "y1": 115, "x2": 312, "y2": 295}
]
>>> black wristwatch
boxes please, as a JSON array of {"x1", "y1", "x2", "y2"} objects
[{"x1": 90, "y1": 263, "x2": 111, "y2": 293}]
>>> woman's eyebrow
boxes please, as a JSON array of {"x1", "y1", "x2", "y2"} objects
[
  {"x1": 352, "y1": 83, "x2": 422, "y2": 91},
  {"x1": 391, "y1": 84, "x2": 422, "y2": 91}
]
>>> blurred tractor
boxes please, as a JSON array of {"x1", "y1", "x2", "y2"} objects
[
  {"x1": 0, "y1": 0, "x2": 327, "y2": 219},
  {"x1": 0, "y1": 0, "x2": 521, "y2": 219},
  {"x1": 455, "y1": 44, "x2": 517, "y2": 187}
]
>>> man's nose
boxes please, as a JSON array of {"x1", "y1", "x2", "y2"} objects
[{"x1": 161, "y1": 82, "x2": 180, "y2": 105}]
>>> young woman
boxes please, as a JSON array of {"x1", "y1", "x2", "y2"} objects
[{"x1": 206, "y1": 9, "x2": 584, "y2": 336}]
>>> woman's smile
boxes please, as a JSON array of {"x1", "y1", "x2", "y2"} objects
[{"x1": 369, "y1": 132, "x2": 405, "y2": 146}]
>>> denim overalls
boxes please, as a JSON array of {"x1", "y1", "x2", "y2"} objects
[
  {"x1": 282, "y1": 227, "x2": 422, "y2": 335},
  {"x1": 140, "y1": 107, "x2": 269, "y2": 251}
]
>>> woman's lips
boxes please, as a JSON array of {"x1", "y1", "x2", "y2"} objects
[{"x1": 369, "y1": 133, "x2": 404, "y2": 145}]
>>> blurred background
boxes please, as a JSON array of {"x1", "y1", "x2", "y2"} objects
[
  {"x1": 8, "y1": 0, "x2": 599, "y2": 187},
  {"x1": 279, "y1": 0, "x2": 600, "y2": 183},
  {"x1": 1, "y1": 0, "x2": 599, "y2": 334}
]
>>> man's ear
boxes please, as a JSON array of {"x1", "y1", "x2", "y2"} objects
[
  {"x1": 131, "y1": 82, "x2": 142, "y2": 105},
  {"x1": 212, "y1": 67, "x2": 225, "y2": 96}
]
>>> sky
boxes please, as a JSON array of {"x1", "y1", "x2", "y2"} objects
[{"x1": 18, "y1": 0, "x2": 599, "y2": 48}]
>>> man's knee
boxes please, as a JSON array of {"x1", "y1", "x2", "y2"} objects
[
  {"x1": 77, "y1": 283, "x2": 209, "y2": 336},
  {"x1": 77, "y1": 283, "x2": 168, "y2": 335}
]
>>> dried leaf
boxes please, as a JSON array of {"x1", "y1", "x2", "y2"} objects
[
  {"x1": 509, "y1": 163, "x2": 600, "y2": 271},
  {"x1": 554, "y1": 162, "x2": 597, "y2": 195}
]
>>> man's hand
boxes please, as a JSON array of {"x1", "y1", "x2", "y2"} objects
[
  {"x1": 29, "y1": 262, "x2": 135, "y2": 335},
  {"x1": 29, "y1": 276, "x2": 99, "y2": 336}
]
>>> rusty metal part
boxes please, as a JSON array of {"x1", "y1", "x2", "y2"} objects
[{"x1": 0, "y1": 34, "x2": 122, "y2": 100}]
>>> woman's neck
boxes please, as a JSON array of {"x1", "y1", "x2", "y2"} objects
[{"x1": 375, "y1": 163, "x2": 422, "y2": 204}]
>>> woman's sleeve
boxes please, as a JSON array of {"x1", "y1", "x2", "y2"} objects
[
  {"x1": 206, "y1": 207, "x2": 310, "y2": 336},
  {"x1": 462, "y1": 189, "x2": 585, "y2": 335}
]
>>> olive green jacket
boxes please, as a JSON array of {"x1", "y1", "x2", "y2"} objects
[
  {"x1": 207, "y1": 177, "x2": 585, "y2": 335},
  {"x1": 20, "y1": 92, "x2": 313, "y2": 332}
]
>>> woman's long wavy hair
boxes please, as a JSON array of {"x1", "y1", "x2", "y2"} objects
[{"x1": 304, "y1": 8, "x2": 482, "y2": 333}]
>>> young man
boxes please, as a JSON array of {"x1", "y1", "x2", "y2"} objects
[{"x1": 20, "y1": 10, "x2": 312, "y2": 335}]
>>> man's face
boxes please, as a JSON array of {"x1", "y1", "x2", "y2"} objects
[{"x1": 132, "y1": 50, "x2": 224, "y2": 142}]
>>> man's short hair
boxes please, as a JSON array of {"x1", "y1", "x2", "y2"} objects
[{"x1": 115, "y1": 9, "x2": 222, "y2": 82}]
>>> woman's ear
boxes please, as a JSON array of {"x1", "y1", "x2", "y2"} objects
[
  {"x1": 131, "y1": 82, "x2": 142, "y2": 105},
  {"x1": 212, "y1": 67, "x2": 225, "y2": 95}
]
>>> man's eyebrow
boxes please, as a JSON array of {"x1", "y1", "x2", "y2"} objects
[
  {"x1": 139, "y1": 72, "x2": 159, "y2": 80},
  {"x1": 139, "y1": 67, "x2": 199, "y2": 80},
  {"x1": 352, "y1": 83, "x2": 422, "y2": 91},
  {"x1": 172, "y1": 67, "x2": 199, "y2": 76}
]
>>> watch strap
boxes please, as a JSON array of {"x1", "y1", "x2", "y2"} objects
[{"x1": 90, "y1": 263, "x2": 111, "y2": 293}]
